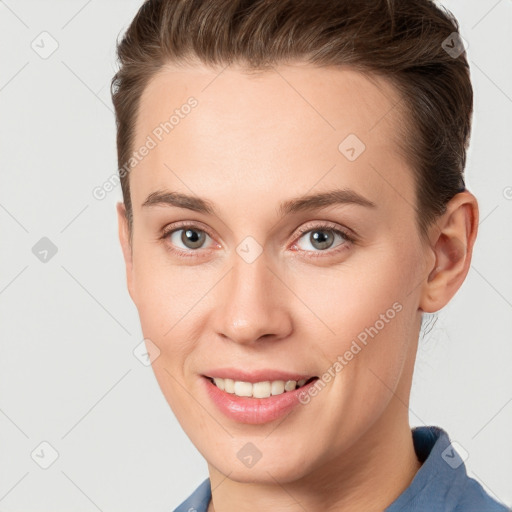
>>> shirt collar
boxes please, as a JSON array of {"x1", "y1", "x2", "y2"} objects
[{"x1": 385, "y1": 425, "x2": 469, "y2": 511}]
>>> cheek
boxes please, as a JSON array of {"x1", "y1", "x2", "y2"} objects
[
  {"x1": 291, "y1": 239, "x2": 421, "y2": 341},
  {"x1": 274, "y1": 247, "x2": 421, "y2": 458},
  {"x1": 131, "y1": 241, "x2": 207, "y2": 337},
  {"x1": 289, "y1": 239, "x2": 422, "y2": 400},
  {"x1": 130, "y1": 251, "x2": 210, "y2": 421}
]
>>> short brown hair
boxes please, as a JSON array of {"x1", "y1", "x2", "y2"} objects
[{"x1": 111, "y1": 0, "x2": 472, "y2": 239}]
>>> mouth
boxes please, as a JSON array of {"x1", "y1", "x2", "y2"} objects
[{"x1": 203, "y1": 375, "x2": 319, "y2": 399}]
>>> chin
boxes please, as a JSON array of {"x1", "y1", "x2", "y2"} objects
[{"x1": 207, "y1": 444, "x2": 317, "y2": 484}]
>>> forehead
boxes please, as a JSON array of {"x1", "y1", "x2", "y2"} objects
[
  {"x1": 135, "y1": 62, "x2": 404, "y2": 142},
  {"x1": 129, "y1": 62, "x2": 414, "y2": 222}
]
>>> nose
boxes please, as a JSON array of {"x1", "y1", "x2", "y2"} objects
[{"x1": 212, "y1": 252, "x2": 293, "y2": 346}]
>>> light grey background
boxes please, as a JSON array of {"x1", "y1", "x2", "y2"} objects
[{"x1": 0, "y1": 1, "x2": 511, "y2": 510}]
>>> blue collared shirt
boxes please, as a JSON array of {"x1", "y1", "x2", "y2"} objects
[{"x1": 173, "y1": 426, "x2": 509, "y2": 511}]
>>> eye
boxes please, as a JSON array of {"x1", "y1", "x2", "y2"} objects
[
  {"x1": 161, "y1": 223, "x2": 215, "y2": 253},
  {"x1": 293, "y1": 223, "x2": 354, "y2": 254}
]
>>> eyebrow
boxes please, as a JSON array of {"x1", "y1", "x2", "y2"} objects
[
  {"x1": 141, "y1": 188, "x2": 376, "y2": 216},
  {"x1": 142, "y1": 191, "x2": 215, "y2": 214},
  {"x1": 278, "y1": 188, "x2": 376, "y2": 216}
]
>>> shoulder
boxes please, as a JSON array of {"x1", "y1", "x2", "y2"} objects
[
  {"x1": 386, "y1": 426, "x2": 510, "y2": 512},
  {"x1": 453, "y1": 475, "x2": 510, "y2": 512}
]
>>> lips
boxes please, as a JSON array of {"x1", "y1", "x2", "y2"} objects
[{"x1": 202, "y1": 373, "x2": 321, "y2": 424}]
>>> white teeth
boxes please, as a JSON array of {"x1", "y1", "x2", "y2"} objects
[
  {"x1": 271, "y1": 380, "x2": 285, "y2": 395},
  {"x1": 253, "y1": 381, "x2": 271, "y2": 398},
  {"x1": 224, "y1": 378, "x2": 235, "y2": 393},
  {"x1": 214, "y1": 377, "x2": 225, "y2": 391},
  {"x1": 211, "y1": 377, "x2": 313, "y2": 398},
  {"x1": 285, "y1": 380, "x2": 297, "y2": 391},
  {"x1": 234, "y1": 381, "x2": 252, "y2": 397}
]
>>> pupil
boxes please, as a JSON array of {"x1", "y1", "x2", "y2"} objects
[
  {"x1": 182, "y1": 229, "x2": 205, "y2": 248},
  {"x1": 311, "y1": 230, "x2": 333, "y2": 250}
]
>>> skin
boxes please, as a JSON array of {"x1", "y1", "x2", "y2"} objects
[{"x1": 117, "y1": 61, "x2": 478, "y2": 512}]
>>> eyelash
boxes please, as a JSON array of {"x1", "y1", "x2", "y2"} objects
[
  {"x1": 293, "y1": 222, "x2": 356, "y2": 258},
  {"x1": 159, "y1": 221, "x2": 356, "y2": 259},
  {"x1": 160, "y1": 221, "x2": 212, "y2": 259}
]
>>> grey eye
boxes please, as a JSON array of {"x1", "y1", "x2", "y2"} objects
[
  {"x1": 309, "y1": 230, "x2": 335, "y2": 250},
  {"x1": 296, "y1": 228, "x2": 347, "y2": 252},
  {"x1": 170, "y1": 228, "x2": 210, "y2": 250}
]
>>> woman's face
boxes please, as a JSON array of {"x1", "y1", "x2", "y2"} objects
[{"x1": 119, "y1": 62, "x2": 433, "y2": 483}]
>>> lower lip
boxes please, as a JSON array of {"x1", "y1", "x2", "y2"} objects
[{"x1": 202, "y1": 376, "x2": 318, "y2": 424}]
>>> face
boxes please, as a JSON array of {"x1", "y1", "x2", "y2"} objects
[{"x1": 119, "y1": 62, "x2": 433, "y2": 483}]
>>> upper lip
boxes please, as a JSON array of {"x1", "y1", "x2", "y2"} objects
[{"x1": 202, "y1": 368, "x2": 318, "y2": 383}]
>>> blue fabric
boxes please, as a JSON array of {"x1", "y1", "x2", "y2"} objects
[{"x1": 173, "y1": 426, "x2": 509, "y2": 512}]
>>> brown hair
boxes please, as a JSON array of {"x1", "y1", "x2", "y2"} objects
[{"x1": 111, "y1": 0, "x2": 472, "y2": 240}]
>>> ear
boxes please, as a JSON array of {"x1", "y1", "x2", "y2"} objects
[
  {"x1": 419, "y1": 191, "x2": 479, "y2": 313},
  {"x1": 116, "y1": 202, "x2": 135, "y2": 301}
]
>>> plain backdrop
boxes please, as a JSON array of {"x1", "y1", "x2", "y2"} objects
[{"x1": 0, "y1": 1, "x2": 511, "y2": 510}]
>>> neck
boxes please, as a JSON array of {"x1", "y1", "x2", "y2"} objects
[{"x1": 207, "y1": 401, "x2": 422, "y2": 512}]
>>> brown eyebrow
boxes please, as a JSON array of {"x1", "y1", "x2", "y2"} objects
[
  {"x1": 142, "y1": 191, "x2": 215, "y2": 214},
  {"x1": 141, "y1": 188, "x2": 376, "y2": 216},
  {"x1": 278, "y1": 188, "x2": 376, "y2": 216}
]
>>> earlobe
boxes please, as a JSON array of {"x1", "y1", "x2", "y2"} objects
[
  {"x1": 419, "y1": 191, "x2": 479, "y2": 313},
  {"x1": 116, "y1": 202, "x2": 134, "y2": 299}
]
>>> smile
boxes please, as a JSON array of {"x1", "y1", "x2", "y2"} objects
[{"x1": 205, "y1": 376, "x2": 318, "y2": 398}]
